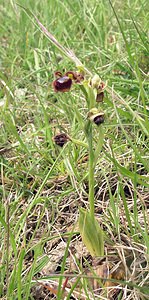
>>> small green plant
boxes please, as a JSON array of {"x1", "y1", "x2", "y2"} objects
[{"x1": 52, "y1": 70, "x2": 106, "y2": 257}]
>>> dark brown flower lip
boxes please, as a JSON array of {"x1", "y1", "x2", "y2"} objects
[
  {"x1": 53, "y1": 76, "x2": 72, "y2": 92},
  {"x1": 94, "y1": 114, "x2": 105, "y2": 125},
  {"x1": 96, "y1": 91, "x2": 104, "y2": 102},
  {"x1": 53, "y1": 133, "x2": 70, "y2": 147}
]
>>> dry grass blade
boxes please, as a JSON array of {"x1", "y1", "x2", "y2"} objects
[
  {"x1": 34, "y1": 16, "x2": 85, "y2": 69},
  {"x1": 17, "y1": 4, "x2": 90, "y2": 72}
]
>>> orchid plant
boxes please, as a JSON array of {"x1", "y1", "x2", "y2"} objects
[
  {"x1": 18, "y1": 6, "x2": 106, "y2": 258},
  {"x1": 53, "y1": 69, "x2": 106, "y2": 257}
]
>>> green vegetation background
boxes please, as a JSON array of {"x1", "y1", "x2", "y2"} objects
[{"x1": 0, "y1": 0, "x2": 148, "y2": 299}]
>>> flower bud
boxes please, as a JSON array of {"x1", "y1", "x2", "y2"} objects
[
  {"x1": 91, "y1": 74, "x2": 101, "y2": 89},
  {"x1": 53, "y1": 133, "x2": 69, "y2": 147},
  {"x1": 79, "y1": 208, "x2": 104, "y2": 257},
  {"x1": 88, "y1": 108, "x2": 105, "y2": 126}
]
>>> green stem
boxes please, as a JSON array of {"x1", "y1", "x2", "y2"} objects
[
  {"x1": 94, "y1": 125, "x2": 104, "y2": 167},
  {"x1": 70, "y1": 137, "x2": 88, "y2": 149},
  {"x1": 88, "y1": 123, "x2": 95, "y2": 222}
]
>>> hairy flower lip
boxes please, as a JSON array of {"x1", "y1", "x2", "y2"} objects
[
  {"x1": 94, "y1": 114, "x2": 105, "y2": 125},
  {"x1": 53, "y1": 76, "x2": 72, "y2": 92},
  {"x1": 53, "y1": 133, "x2": 70, "y2": 147},
  {"x1": 96, "y1": 91, "x2": 104, "y2": 102}
]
